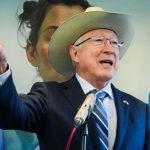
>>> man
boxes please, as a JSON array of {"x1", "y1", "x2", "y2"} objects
[{"x1": 0, "y1": 7, "x2": 149, "y2": 150}]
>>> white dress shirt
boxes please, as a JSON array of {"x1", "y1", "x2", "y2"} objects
[
  {"x1": 0, "y1": 68, "x2": 11, "y2": 86},
  {"x1": 76, "y1": 73, "x2": 117, "y2": 149}
]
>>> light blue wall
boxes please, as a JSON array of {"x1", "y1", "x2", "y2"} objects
[{"x1": 0, "y1": 0, "x2": 150, "y2": 102}]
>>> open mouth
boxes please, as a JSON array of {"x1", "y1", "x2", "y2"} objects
[{"x1": 99, "y1": 60, "x2": 113, "y2": 66}]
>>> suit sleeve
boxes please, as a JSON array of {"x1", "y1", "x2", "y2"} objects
[
  {"x1": 0, "y1": 74, "x2": 48, "y2": 133},
  {"x1": 146, "y1": 103, "x2": 150, "y2": 149},
  {"x1": 144, "y1": 104, "x2": 150, "y2": 150}
]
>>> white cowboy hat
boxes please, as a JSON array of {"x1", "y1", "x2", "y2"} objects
[{"x1": 48, "y1": 7, "x2": 134, "y2": 76}]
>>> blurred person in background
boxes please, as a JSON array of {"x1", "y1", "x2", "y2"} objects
[{"x1": 0, "y1": 0, "x2": 91, "y2": 149}]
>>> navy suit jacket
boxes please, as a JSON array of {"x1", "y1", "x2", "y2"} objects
[{"x1": 0, "y1": 75, "x2": 150, "y2": 150}]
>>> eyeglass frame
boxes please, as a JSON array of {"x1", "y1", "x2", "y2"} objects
[{"x1": 74, "y1": 36, "x2": 124, "y2": 48}]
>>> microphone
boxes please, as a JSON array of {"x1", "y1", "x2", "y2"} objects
[{"x1": 74, "y1": 93, "x2": 96, "y2": 128}]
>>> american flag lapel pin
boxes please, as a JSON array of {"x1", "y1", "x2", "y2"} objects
[{"x1": 123, "y1": 100, "x2": 129, "y2": 106}]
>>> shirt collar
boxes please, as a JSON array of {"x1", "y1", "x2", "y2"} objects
[{"x1": 76, "y1": 73, "x2": 113, "y2": 99}]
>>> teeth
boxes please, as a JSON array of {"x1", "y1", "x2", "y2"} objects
[{"x1": 100, "y1": 60, "x2": 113, "y2": 65}]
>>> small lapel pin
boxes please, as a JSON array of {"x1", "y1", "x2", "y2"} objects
[{"x1": 123, "y1": 100, "x2": 129, "y2": 105}]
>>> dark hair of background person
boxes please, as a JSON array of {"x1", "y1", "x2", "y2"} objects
[{"x1": 18, "y1": 0, "x2": 91, "y2": 48}]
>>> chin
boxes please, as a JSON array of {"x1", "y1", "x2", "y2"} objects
[{"x1": 99, "y1": 73, "x2": 114, "y2": 82}]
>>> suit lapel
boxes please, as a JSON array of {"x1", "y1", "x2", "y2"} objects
[
  {"x1": 60, "y1": 76, "x2": 86, "y2": 114},
  {"x1": 112, "y1": 85, "x2": 130, "y2": 149}
]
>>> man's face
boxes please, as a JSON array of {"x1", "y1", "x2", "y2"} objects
[
  {"x1": 27, "y1": 4, "x2": 84, "y2": 82},
  {"x1": 70, "y1": 29, "x2": 120, "y2": 88}
]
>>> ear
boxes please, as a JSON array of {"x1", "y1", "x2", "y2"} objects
[
  {"x1": 25, "y1": 43, "x2": 38, "y2": 67},
  {"x1": 69, "y1": 45, "x2": 79, "y2": 63}
]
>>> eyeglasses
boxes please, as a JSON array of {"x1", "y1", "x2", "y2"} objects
[{"x1": 74, "y1": 36, "x2": 124, "y2": 48}]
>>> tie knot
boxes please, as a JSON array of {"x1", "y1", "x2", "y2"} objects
[{"x1": 92, "y1": 89, "x2": 107, "y2": 101}]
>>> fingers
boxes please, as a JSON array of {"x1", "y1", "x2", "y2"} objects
[
  {"x1": 0, "y1": 41, "x2": 8, "y2": 74},
  {"x1": 0, "y1": 42, "x2": 4, "y2": 50},
  {"x1": 0, "y1": 66, "x2": 6, "y2": 73}
]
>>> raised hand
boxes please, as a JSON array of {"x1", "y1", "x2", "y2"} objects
[{"x1": 0, "y1": 42, "x2": 8, "y2": 74}]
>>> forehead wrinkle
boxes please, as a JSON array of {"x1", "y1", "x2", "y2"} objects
[{"x1": 80, "y1": 29, "x2": 118, "y2": 40}]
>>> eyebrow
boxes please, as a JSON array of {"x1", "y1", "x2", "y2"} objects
[{"x1": 41, "y1": 25, "x2": 58, "y2": 33}]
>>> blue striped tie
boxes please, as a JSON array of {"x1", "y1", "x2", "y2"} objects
[{"x1": 92, "y1": 90, "x2": 108, "y2": 150}]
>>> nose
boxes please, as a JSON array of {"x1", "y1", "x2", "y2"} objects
[
  {"x1": 104, "y1": 39, "x2": 113, "y2": 48},
  {"x1": 102, "y1": 40, "x2": 115, "y2": 55}
]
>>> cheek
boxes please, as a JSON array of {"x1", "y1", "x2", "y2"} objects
[
  {"x1": 114, "y1": 50, "x2": 119, "y2": 65},
  {"x1": 78, "y1": 51, "x2": 92, "y2": 63},
  {"x1": 115, "y1": 60, "x2": 119, "y2": 71},
  {"x1": 79, "y1": 47, "x2": 97, "y2": 59},
  {"x1": 78, "y1": 52, "x2": 97, "y2": 70},
  {"x1": 36, "y1": 40, "x2": 49, "y2": 61}
]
